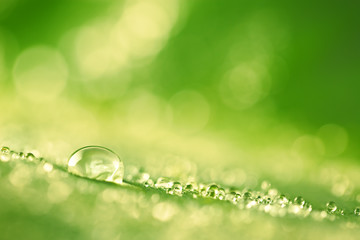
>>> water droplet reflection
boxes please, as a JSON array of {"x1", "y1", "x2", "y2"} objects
[{"x1": 67, "y1": 146, "x2": 124, "y2": 184}]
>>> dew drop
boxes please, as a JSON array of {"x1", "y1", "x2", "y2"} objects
[
  {"x1": 198, "y1": 184, "x2": 207, "y2": 197},
  {"x1": 155, "y1": 177, "x2": 173, "y2": 190},
  {"x1": 133, "y1": 172, "x2": 150, "y2": 184},
  {"x1": 206, "y1": 184, "x2": 220, "y2": 199},
  {"x1": 326, "y1": 201, "x2": 337, "y2": 213},
  {"x1": 263, "y1": 197, "x2": 272, "y2": 205},
  {"x1": 183, "y1": 183, "x2": 199, "y2": 198},
  {"x1": 255, "y1": 195, "x2": 263, "y2": 204},
  {"x1": 243, "y1": 191, "x2": 253, "y2": 201},
  {"x1": 218, "y1": 188, "x2": 226, "y2": 200},
  {"x1": 226, "y1": 192, "x2": 241, "y2": 204},
  {"x1": 67, "y1": 146, "x2": 124, "y2": 184},
  {"x1": 26, "y1": 152, "x2": 36, "y2": 162},
  {"x1": 184, "y1": 183, "x2": 197, "y2": 193},
  {"x1": 276, "y1": 194, "x2": 289, "y2": 208},
  {"x1": 19, "y1": 152, "x2": 25, "y2": 160},
  {"x1": 168, "y1": 182, "x2": 182, "y2": 196},
  {"x1": 10, "y1": 151, "x2": 20, "y2": 161},
  {"x1": 354, "y1": 207, "x2": 360, "y2": 216},
  {"x1": 0, "y1": 146, "x2": 11, "y2": 162},
  {"x1": 336, "y1": 208, "x2": 344, "y2": 216},
  {"x1": 294, "y1": 196, "x2": 305, "y2": 207},
  {"x1": 144, "y1": 179, "x2": 154, "y2": 188}
]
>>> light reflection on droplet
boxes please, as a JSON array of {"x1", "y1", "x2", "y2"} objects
[{"x1": 68, "y1": 146, "x2": 124, "y2": 184}]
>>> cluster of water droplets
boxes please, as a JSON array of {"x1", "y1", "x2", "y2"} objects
[
  {"x1": 1, "y1": 146, "x2": 42, "y2": 163},
  {"x1": 1, "y1": 145, "x2": 360, "y2": 220},
  {"x1": 126, "y1": 167, "x2": 360, "y2": 219}
]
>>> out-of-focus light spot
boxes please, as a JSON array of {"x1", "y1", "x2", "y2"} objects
[
  {"x1": 292, "y1": 135, "x2": 325, "y2": 161},
  {"x1": 71, "y1": 0, "x2": 181, "y2": 100},
  {"x1": 219, "y1": 63, "x2": 270, "y2": 110},
  {"x1": 47, "y1": 180, "x2": 72, "y2": 203},
  {"x1": 152, "y1": 202, "x2": 178, "y2": 221},
  {"x1": 43, "y1": 162, "x2": 53, "y2": 172},
  {"x1": 170, "y1": 90, "x2": 210, "y2": 134},
  {"x1": 126, "y1": 91, "x2": 170, "y2": 133},
  {"x1": 84, "y1": 71, "x2": 132, "y2": 100},
  {"x1": 101, "y1": 188, "x2": 121, "y2": 203},
  {"x1": 9, "y1": 165, "x2": 31, "y2": 188},
  {"x1": 317, "y1": 124, "x2": 348, "y2": 157},
  {"x1": 331, "y1": 178, "x2": 352, "y2": 197},
  {"x1": 151, "y1": 193, "x2": 160, "y2": 203},
  {"x1": 75, "y1": 24, "x2": 129, "y2": 79},
  {"x1": 13, "y1": 46, "x2": 68, "y2": 102},
  {"x1": 74, "y1": 0, "x2": 180, "y2": 86},
  {"x1": 123, "y1": 1, "x2": 172, "y2": 40}
]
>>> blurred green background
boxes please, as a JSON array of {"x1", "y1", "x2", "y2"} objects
[{"x1": 0, "y1": 0, "x2": 360, "y2": 239}]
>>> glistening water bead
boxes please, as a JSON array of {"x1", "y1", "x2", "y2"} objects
[
  {"x1": 326, "y1": 201, "x2": 337, "y2": 214},
  {"x1": 67, "y1": 146, "x2": 124, "y2": 184}
]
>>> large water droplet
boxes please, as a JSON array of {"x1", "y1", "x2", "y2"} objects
[{"x1": 67, "y1": 146, "x2": 124, "y2": 184}]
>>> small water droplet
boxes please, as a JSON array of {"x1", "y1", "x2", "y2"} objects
[
  {"x1": 198, "y1": 184, "x2": 207, "y2": 197},
  {"x1": 218, "y1": 188, "x2": 225, "y2": 200},
  {"x1": 326, "y1": 201, "x2": 337, "y2": 213},
  {"x1": 304, "y1": 202, "x2": 312, "y2": 212},
  {"x1": 243, "y1": 191, "x2": 253, "y2": 201},
  {"x1": 144, "y1": 179, "x2": 154, "y2": 188},
  {"x1": 226, "y1": 192, "x2": 241, "y2": 204},
  {"x1": 0, "y1": 146, "x2": 11, "y2": 162},
  {"x1": 183, "y1": 183, "x2": 199, "y2": 198},
  {"x1": 168, "y1": 182, "x2": 182, "y2": 196},
  {"x1": 354, "y1": 207, "x2": 360, "y2": 216},
  {"x1": 19, "y1": 152, "x2": 25, "y2": 160},
  {"x1": 133, "y1": 172, "x2": 150, "y2": 184},
  {"x1": 336, "y1": 208, "x2": 344, "y2": 216},
  {"x1": 294, "y1": 196, "x2": 305, "y2": 207},
  {"x1": 263, "y1": 197, "x2": 272, "y2": 205},
  {"x1": 67, "y1": 146, "x2": 124, "y2": 184},
  {"x1": 184, "y1": 182, "x2": 197, "y2": 192},
  {"x1": 276, "y1": 194, "x2": 289, "y2": 208},
  {"x1": 26, "y1": 152, "x2": 36, "y2": 162},
  {"x1": 10, "y1": 151, "x2": 20, "y2": 160},
  {"x1": 255, "y1": 195, "x2": 263, "y2": 204},
  {"x1": 155, "y1": 177, "x2": 173, "y2": 190},
  {"x1": 206, "y1": 184, "x2": 220, "y2": 199}
]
